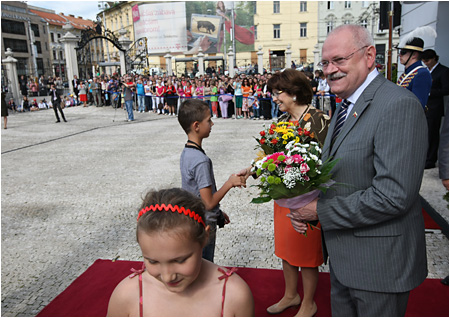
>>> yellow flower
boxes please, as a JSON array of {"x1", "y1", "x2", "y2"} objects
[
  {"x1": 282, "y1": 134, "x2": 289, "y2": 140},
  {"x1": 283, "y1": 141, "x2": 287, "y2": 144},
  {"x1": 295, "y1": 137, "x2": 300, "y2": 143}
]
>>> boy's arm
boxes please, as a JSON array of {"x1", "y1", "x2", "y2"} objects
[{"x1": 199, "y1": 174, "x2": 244, "y2": 211}]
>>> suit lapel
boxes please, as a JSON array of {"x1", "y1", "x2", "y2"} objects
[{"x1": 327, "y1": 74, "x2": 386, "y2": 159}]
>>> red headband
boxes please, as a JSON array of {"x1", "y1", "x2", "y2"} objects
[{"x1": 137, "y1": 204, "x2": 206, "y2": 228}]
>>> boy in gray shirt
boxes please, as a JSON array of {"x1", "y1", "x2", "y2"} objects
[{"x1": 178, "y1": 99, "x2": 245, "y2": 262}]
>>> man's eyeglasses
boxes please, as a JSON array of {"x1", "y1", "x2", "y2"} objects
[
  {"x1": 272, "y1": 90, "x2": 283, "y2": 98},
  {"x1": 318, "y1": 46, "x2": 369, "y2": 69}
]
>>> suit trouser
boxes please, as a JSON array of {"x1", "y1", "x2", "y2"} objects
[
  {"x1": 329, "y1": 263, "x2": 410, "y2": 317},
  {"x1": 53, "y1": 102, "x2": 66, "y2": 122},
  {"x1": 425, "y1": 106, "x2": 443, "y2": 166},
  {"x1": 93, "y1": 89, "x2": 102, "y2": 106}
]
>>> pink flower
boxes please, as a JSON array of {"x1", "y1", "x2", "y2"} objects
[
  {"x1": 284, "y1": 165, "x2": 292, "y2": 173},
  {"x1": 292, "y1": 154, "x2": 304, "y2": 164},
  {"x1": 284, "y1": 157, "x2": 294, "y2": 165},
  {"x1": 300, "y1": 163, "x2": 310, "y2": 174}
]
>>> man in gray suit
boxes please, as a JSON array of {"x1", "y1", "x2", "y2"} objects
[{"x1": 291, "y1": 24, "x2": 428, "y2": 316}]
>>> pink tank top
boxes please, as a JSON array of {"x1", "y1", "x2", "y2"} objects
[{"x1": 129, "y1": 263, "x2": 237, "y2": 317}]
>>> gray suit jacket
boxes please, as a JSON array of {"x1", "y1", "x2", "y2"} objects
[{"x1": 317, "y1": 74, "x2": 428, "y2": 293}]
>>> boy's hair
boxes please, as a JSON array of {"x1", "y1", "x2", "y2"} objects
[
  {"x1": 178, "y1": 99, "x2": 210, "y2": 134},
  {"x1": 137, "y1": 188, "x2": 207, "y2": 245}
]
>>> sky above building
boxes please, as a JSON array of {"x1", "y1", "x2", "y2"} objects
[{"x1": 26, "y1": 0, "x2": 101, "y2": 21}]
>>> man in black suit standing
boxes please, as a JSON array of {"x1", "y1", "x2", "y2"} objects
[
  {"x1": 49, "y1": 84, "x2": 67, "y2": 123},
  {"x1": 72, "y1": 75, "x2": 79, "y2": 104},
  {"x1": 422, "y1": 49, "x2": 449, "y2": 169}
]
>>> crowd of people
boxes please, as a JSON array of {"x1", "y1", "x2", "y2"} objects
[{"x1": 64, "y1": 69, "x2": 341, "y2": 123}]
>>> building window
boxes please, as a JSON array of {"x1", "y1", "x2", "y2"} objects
[
  {"x1": 53, "y1": 51, "x2": 57, "y2": 60},
  {"x1": 327, "y1": 1, "x2": 334, "y2": 10},
  {"x1": 327, "y1": 20, "x2": 334, "y2": 33},
  {"x1": 59, "y1": 51, "x2": 64, "y2": 60},
  {"x1": 57, "y1": 33, "x2": 61, "y2": 39},
  {"x1": 3, "y1": 38, "x2": 28, "y2": 53},
  {"x1": 273, "y1": 1, "x2": 280, "y2": 13},
  {"x1": 344, "y1": 1, "x2": 351, "y2": 9},
  {"x1": 1, "y1": 19, "x2": 26, "y2": 35},
  {"x1": 37, "y1": 58, "x2": 44, "y2": 76},
  {"x1": 300, "y1": 1, "x2": 307, "y2": 12},
  {"x1": 254, "y1": 25, "x2": 258, "y2": 40},
  {"x1": 360, "y1": 19, "x2": 368, "y2": 28},
  {"x1": 35, "y1": 41, "x2": 42, "y2": 54},
  {"x1": 300, "y1": 23, "x2": 307, "y2": 37},
  {"x1": 16, "y1": 57, "x2": 28, "y2": 76},
  {"x1": 31, "y1": 24, "x2": 40, "y2": 37},
  {"x1": 51, "y1": 32, "x2": 55, "y2": 42},
  {"x1": 273, "y1": 24, "x2": 280, "y2": 39},
  {"x1": 344, "y1": 19, "x2": 351, "y2": 24}
]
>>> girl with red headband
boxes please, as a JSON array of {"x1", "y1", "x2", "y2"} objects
[{"x1": 107, "y1": 188, "x2": 254, "y2": 317}]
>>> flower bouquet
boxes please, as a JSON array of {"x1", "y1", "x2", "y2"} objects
[{"x1": 251, "y1": 121, "x2": 338, "y2": 234}]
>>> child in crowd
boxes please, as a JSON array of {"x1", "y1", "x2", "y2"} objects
[
  {"x1": 178, "y1": 99, "x2": 246, "y2": 262},
  {"x1": 65, "y1": 96, "x2": 71, "y2": 108},
  {"x1": 249, "y1": 92, "x2": 260, "y2": 120},
  {"x1": 107, "y1": 188, "x2": 254, "y2": 317},
  {"x1": 38, "y1": 99, "x2": 47, "y2": 109}
]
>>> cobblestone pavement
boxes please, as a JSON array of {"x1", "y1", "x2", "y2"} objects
[{"x1": 2, "y1": 106, "x2": 448, "y2": 316}]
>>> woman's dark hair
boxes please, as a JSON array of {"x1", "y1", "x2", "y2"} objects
[
  {"x1": 178, "y1": 99, "x2": 210, "y2": 134},
  {"x1": 267, "y1": 69, "x2": 313, "y2": 105},
  {"x1": 137, "y1": 188, "x2": 207, "y2": 245}
]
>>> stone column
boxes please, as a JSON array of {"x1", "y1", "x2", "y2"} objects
[
  {"x1": 227, "y1": 46, "x2": 235, "y2": 78},
  {"x1": 118, "y1": 28, "x2": 132, "y2": 76},
  {"x1": 60, "y1": 22, "x2": 80, "y2": 87},
  {"x1": 2, "y1": 48, "x2": 21, "y2": 105},
  {"x1": 164, "y1": 52, "x2": 173, "y2": 76},
  {"x1": 285, "y1": 44, "x2": 292, "y2": 69},
  {"x1": 197, "y1": 48, "x2": 204, "y2": 76},
  {"x1": 313, "y1": 44, "x2": 320, "y2": 72},
  {"x1": 257, "y1": 46, "x2": 264, "y2": 74}
]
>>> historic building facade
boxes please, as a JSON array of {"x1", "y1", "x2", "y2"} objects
[{"x1": 1, "y1": 1, "x2": 52, "y2": 79}]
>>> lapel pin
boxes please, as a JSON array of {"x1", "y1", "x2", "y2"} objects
[{"x1": 353, "y1": 112, "x2": 358, "y2": 118}]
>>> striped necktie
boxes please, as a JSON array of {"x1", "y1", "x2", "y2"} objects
[{"x1": 331, "y1": 99, "x2": 351, "y2": 145}]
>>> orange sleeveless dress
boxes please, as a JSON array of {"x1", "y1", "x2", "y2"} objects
[
  {"x1": 274, "y1": 202, "x2": 323, "y2": 267},
  {"x1": 273, "y1": 109, "x2": 329, "y2": 267}
]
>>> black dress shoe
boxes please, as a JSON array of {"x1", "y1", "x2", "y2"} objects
[
  {"x1": 56, "y1": 120, "x2": 60, "y2": 123},
  {"x1": 63, "y1": 119, "x2": 67, "y2": 122}
]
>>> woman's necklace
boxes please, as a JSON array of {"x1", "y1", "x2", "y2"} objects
[{"x1": 292, "y1": 105, "x2": 311, "y2": 122}]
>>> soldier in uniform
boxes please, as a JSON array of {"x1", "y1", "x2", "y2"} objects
[{"x1": 397, "y1": 36, "x2": 432, "y2": 109}]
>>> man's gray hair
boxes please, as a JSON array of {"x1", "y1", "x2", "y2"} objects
[{"x1": 328, "y1": 24, "x2": 375, "y2": 48}]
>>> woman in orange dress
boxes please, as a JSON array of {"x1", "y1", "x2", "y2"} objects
[
  {"x1": 268, "y1": 69, "x2": 330, "y2": 317},
  {"x1": 239, "y1": 69, "x2": 330, "y2": 316}
]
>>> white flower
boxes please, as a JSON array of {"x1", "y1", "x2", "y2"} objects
[{"x1": 310, "y1": 154, "x2": 319, "y2": 162}]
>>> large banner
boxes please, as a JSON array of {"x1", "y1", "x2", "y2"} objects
[
  {"x1": 133, "y1": 2, "x2": 188, "y2": 53},
  {"x1": 133, "y1": 1, "x2": 255, "y2": 55}
]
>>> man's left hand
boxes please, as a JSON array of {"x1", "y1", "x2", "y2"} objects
[{"x1": 291, "y1": 198, "x2": 319, "y2": 222}]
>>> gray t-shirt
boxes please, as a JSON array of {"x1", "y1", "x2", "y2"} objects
[{"x1": 180, "y1": 146, "x2": 220, "y2": 223}]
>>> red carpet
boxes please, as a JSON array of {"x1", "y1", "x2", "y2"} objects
[
  {"x1": 423, "y1": 208, "x2": 441, "y2": 230},
  {"x1": 38, "y1": 259, "x2": 448, "y2": 317}
]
